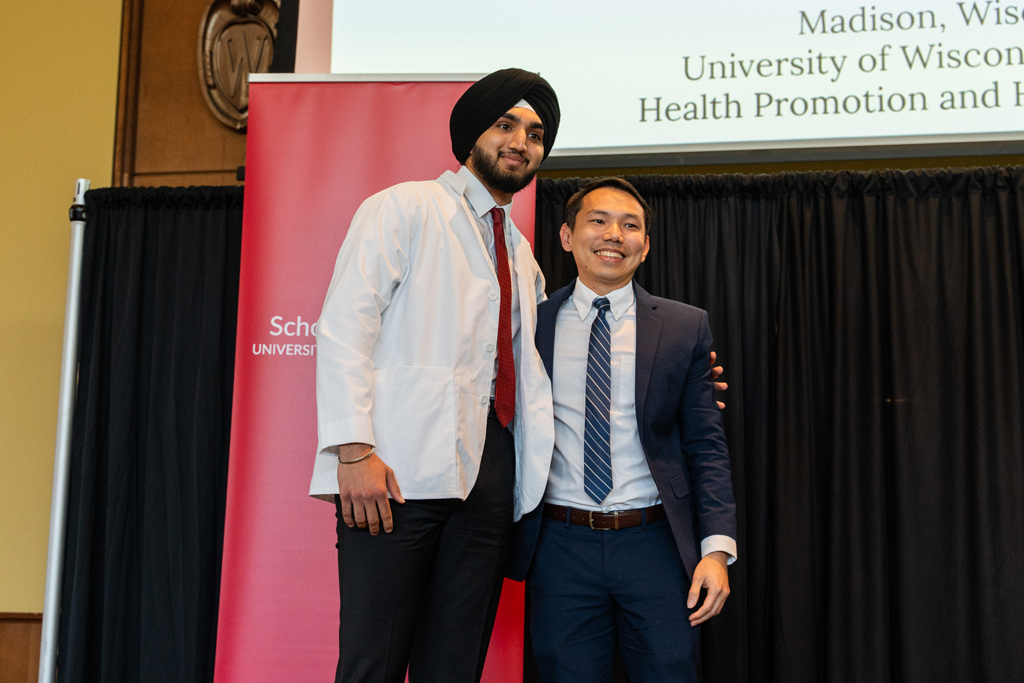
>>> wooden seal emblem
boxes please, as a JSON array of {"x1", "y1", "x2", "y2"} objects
[{"x1": 199, "y1": 0, "x2": 279, "y2": 130}]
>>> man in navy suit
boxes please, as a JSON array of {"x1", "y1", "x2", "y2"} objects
[{"x1": 507, "y1": 177, "x2": 737, "y2": 682}]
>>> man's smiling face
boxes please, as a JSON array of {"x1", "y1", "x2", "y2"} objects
[
  {"x1": 560, "y1": 186, "x2": 650, "y2": 295},
  {"x1": 465, "y1": 107, "x2": 545, "y2": 203}
]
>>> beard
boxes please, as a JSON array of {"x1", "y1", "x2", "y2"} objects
[{"x1": 468, "y1": 145, "x2": 539, "y2": 196}]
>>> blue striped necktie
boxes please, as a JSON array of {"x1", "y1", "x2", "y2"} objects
[{"x1": 584, "y1": 297, "x2": 613, "y2": 504}]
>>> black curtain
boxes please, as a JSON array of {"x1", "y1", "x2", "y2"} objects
[
  {"x1": 55, "y1": 170, "x2": 1024, "y2": 683},
  {"x1": 534, "y1": 168, "x2": 1024, "y2": 683},
  {"x1": 57, "y1": 187, "x2": 243, "y2": 683}
]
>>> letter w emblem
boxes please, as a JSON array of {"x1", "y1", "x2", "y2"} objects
[{"x1": 215, "y1": 23, "x2": 273, "y2": 111}]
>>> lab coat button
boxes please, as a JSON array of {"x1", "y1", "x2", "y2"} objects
[
  {"x1": 488, "y1": 292, "x2": 498, "y2": 301},
  {"x1": 480, "y1": 395, "x2": 488, "y2": 405},
  {"x1": 485, "y1": 343, "x2": 495, "y2": 353}
]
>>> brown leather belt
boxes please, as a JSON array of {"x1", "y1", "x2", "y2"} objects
[{"x1": 543, "y1": 503, "x2": 665, "y2": 530}]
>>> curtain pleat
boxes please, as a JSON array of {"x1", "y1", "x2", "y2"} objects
[{"x1": 58, "y1": 186, "x2": 243, "y2": 683}]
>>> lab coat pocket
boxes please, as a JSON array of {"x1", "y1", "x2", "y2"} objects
[{"x1": 371, "y1": 366, "x2": 457, "y2": 494}]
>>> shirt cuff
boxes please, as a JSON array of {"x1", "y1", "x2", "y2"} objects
[{"x1": 701, "y1": 535, "x2": 737, "y2": 564}]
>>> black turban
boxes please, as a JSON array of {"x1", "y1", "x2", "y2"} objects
[{"x1": 449, "y1": 68, "x2": 561, "y2": 164}]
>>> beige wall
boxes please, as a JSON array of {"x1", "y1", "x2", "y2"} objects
[{"x1": 0, "y1": 1, "x2": 123, "y2": 612}]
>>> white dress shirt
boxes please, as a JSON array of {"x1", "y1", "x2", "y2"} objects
[
  {"x1": 544, "y1": 279, "x2": 737, "y2": 561},
  {"x1": 459, "y1": 167, "x2": 520, "y2": 393},
  {"x1": 312, "y1": 167, "x2": 555, "y2": 520},
  {"x1": 545, "y1": 281, "x2": 659, "y2": 511}
]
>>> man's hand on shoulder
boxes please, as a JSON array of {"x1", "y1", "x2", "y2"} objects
[
  {"x1": 709, "y1": 351, "x2": 728, "y2": 410},
  {"x1": 687, "y1": 550, "x2": 731, "y2": 625},
  {"x1": 336, "y1": 443, "x2": 405, "y2": 535}
]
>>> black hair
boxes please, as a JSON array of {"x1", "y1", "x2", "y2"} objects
[{"x1": 563, "y1": 177, "x2": 652, "y2": 234}]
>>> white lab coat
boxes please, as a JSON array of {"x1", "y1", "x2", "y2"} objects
[{"x1": 311, "y1": 169, "x2": 554, "y2": 521}]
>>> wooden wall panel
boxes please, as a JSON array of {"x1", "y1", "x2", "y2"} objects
[
  {"x1": 134, "y1": 170, "x2": 242, "y2": 186},
  {"x1": 133, "y1": 0, "x2": 247, "y2": 176},
  {"x1": 115, "y1": 0, "x2": 248, "y2": 187},
  {"x1": 0, "y1": 614, "x2": 41, "y2": 683}
]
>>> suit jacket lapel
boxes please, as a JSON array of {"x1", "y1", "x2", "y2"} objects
[
  {"x1": 633, "y1": 282, "x2": 662, "y2": 434},
  {"x1": 536, "y1": 282, "x2": 575, "y2": 379}
]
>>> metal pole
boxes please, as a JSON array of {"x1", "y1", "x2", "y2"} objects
[{"x1": 38, "y1": 178, "x2": 90, "y2": 683}]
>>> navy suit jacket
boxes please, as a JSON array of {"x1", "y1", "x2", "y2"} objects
[{"x1": 506, "y1": 280, "x2": 737, "y2": 582}]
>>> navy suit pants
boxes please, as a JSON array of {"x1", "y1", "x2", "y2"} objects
[{"x1": 528, "y1": 513, "x2": 700, "y2": 683}]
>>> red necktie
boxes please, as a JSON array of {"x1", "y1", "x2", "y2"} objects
[{"x1": 490, "y1": 207, "x2": 516, "y2": 427}]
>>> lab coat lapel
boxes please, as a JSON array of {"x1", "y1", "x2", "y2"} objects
[{"x1": 438, "y1": 171, "x2": 498, "y2": 284}]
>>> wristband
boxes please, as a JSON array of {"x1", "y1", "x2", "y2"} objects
[{"x1": 338, "y1": 448, "x2": 374, "y2": 465}]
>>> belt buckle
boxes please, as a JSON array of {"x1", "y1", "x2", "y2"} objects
[{"x1": 589, "y1": 510, "x2": 619, "y2": 530}]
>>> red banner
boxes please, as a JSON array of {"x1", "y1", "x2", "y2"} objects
[{"x1": 215, "y1": 78, "x2": 535, "y2": 683}]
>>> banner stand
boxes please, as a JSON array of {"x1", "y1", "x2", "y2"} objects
[
  {"x1": 38, "y1": 178, "x2": 90, "y2": 683},
  {"x1": 215, "y1": 76, "x2": 528, "y2": 683}
]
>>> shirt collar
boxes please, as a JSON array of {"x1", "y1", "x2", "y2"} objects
[
  {"x1": 571, "y1": 279, "x2": 634, "y2": 321},
  {"x1": 457, "y1": 165, "x2": 512, "y2": 219}
]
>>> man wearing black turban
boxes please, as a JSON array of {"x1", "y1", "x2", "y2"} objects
[
  {"x1": 450, "y1": 67, "x2": 560, "y2": 166},
  {"x1": 314, "y1": 68, "x2": 560, "y2": 682}
]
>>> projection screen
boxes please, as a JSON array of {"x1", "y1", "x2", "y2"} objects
[{"x1": 331, "y1": 0, "x2": 1024, "y2": 158}]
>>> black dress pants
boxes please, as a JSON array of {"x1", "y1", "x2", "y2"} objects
[{"x1": 335, "y1": 410, "x2": 516, "y2": 683}]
